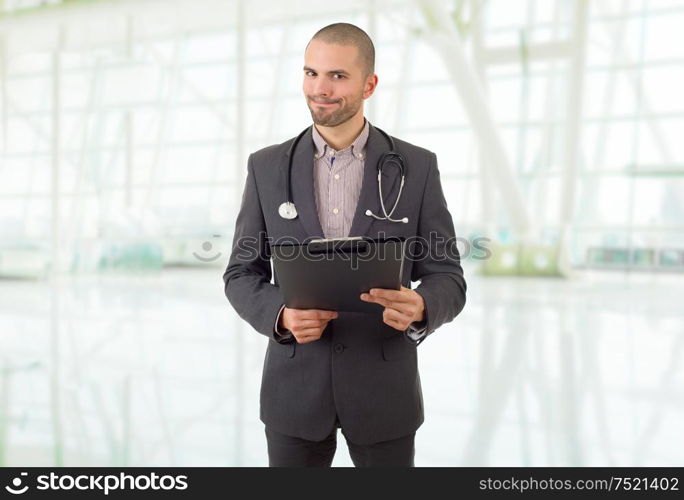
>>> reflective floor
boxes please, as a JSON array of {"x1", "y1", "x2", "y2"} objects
[{"x1": 1, "y1": 265, "x2": 682, "y2": 466}]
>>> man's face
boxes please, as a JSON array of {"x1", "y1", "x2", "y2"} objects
[{"x1": 303, "y1": 39, "x2": 375, "y2": 127}]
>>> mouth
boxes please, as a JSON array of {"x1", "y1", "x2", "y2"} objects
[{"x1": 311, "y1": 100, "x2": 339, "y2": 107}]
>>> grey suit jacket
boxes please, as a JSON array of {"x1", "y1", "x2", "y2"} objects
[{"x1": 222, "y1": 122, "x2": 466, "y2": 445}]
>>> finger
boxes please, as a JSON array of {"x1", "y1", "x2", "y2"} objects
[
  {"x1": 292, "y1": 318, "x2": 330, "y2": 329},
  {"x1": 295, "y1": 335, "x2": 320, "y2": 344},
  {"x1": 383, "y1": 307, "x2": 411, "y2": 326},
  {"x1": 369, "y1": 288, "x2": 413, "y2": 303},
  {"x1": 383, "y1": 306, "x2": 409, "y2": 321},
  {"x1": 383, "y1": 316, "x2": 407, "y2": 331},
  {"x1": 296, "y1": 335, "x2": 318, "y2": 344},
  {"x1": 298, "y1": 309, "x2": 339, "y2": 320},
  {"x1": 293, "y1": 327, "x2": 324, "y2": 338},
  {"x1": 363, "y1": 294, "x2": 413, "y2": 315},
  {"x1": 306, "y1": 331, "x2": 324, "y2": 340},
  {"x1": 388, "y1": 300, "x2": 414, "y2": 315},
  {"x1": 360, "y1": 292, "x2": 394, "y2": 309}
]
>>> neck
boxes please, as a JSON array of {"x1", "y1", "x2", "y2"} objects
[{"x1": 314, "y1": 111, "x2": 366, "y2": 151}]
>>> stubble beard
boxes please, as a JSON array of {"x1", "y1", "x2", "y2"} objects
[{"x1": 307, "y1": 91, "x2": 363, "y2": 127}]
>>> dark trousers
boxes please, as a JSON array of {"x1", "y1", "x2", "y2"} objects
[{"x1": 265, "y1": 425, "x2": 416, "y2": 467}]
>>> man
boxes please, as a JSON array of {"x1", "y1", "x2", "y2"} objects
[{"x1": 223, "y1": 23, "x2": 466, "y2": 467}]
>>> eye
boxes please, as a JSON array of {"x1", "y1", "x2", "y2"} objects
[
  {"x1": 333, "y1": 74, "x2": 346, "y2": 79},
  {"x1": 305, "y1": 70, "x2": 316, "y2": 77}
]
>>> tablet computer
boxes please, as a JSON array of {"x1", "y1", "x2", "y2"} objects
[{"x1": 271, "y1": 236, "x2": 406, "y2": 314}]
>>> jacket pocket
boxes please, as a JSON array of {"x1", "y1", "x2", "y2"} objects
[
  {"x1": 269, "y1": 339, "x2": 296, "y2": 358},
  {"x1": 381, "y1": 334, "x2": 415, "y2": 361}
]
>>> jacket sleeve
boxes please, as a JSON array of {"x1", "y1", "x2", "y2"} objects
[
  {"x1": 410, "y1": 151, "x2": 467, "y2": 344},
  {"x1": 222, "y1": 153, "x2": 288, "y2": 341}
]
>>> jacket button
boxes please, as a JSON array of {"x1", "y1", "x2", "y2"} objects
[{"x1": 334, "y1": 343, "x2": 345, "y2": 354}]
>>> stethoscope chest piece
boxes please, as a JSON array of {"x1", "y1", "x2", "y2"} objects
[{"x1": 278, "y1": 201, "x2": 298, "y2": 220}]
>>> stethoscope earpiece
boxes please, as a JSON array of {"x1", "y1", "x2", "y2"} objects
[
  {"x1": 365, "y1": 209, "x2": 409, "y2": 224},
  {"x1": 280, "y1": 122, "x2": 408, "y2": 225}
]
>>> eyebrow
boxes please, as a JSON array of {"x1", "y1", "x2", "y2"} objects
[{"x1": 303, "y1": 66, "x2": 351, "y2": 76}]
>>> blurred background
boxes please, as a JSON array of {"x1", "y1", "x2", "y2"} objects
[{"x1": 0, "y1": 0, "x2": 683, "y2": 466}]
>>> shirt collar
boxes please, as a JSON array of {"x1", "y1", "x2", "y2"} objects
[{"x1": 312, "y1": 118, "x2": 369, "y2": 160}]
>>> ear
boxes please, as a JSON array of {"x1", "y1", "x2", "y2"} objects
[{"x1": 363, "y1": 74, "x2": 378, "y2": 99}]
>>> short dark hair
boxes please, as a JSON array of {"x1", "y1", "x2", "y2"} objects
[{"x1": 308, "y1": 23, "x2": 375, "y2": 78}]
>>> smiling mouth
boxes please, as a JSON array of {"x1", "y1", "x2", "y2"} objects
[{"x1": 312, "y1": 100, "x2": 338, "y2": 107}]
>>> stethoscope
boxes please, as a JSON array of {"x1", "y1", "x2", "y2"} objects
[{"x1": 278, "y1": 123, "x2": 409, "y2": 224}]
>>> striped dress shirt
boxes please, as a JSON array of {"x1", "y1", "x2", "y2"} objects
[{"x1": 311, "y1": 118, "x2": 369, "y2": 239}]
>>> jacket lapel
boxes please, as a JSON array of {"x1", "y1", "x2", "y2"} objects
[
  {"x1": 288, "y1": 126, "x2": 325, "y2": 239},
  {"x1": 348, "y1": 122, "x2": 399, "y2": 237}
]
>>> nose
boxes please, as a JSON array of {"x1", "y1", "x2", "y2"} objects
[{"x1": 312, "y1": 78, "x2": 331, "y2": 98}]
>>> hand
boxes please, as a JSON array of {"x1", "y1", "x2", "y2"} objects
[
  {"x1": 279, "y1": 307, "x2": 338, "y2": 344},
  {"x1": 360, "y1": 286, "x2": 425, "y2": 332}
]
